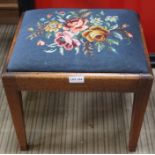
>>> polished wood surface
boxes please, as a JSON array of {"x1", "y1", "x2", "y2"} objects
[
  {"x1": 129, "y1": 76, "x2": 153, "y2": 151},
  {"x1": 3, "y1": 86, "x2": 28, "y2": 150},
  {"x1": 0, "y1": 0, "x2": 19, "y2": 24}
]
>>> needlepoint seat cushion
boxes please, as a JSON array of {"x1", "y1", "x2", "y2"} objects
[{"x1": 7, "y1": 9, "x2": 149, "y2": 73}]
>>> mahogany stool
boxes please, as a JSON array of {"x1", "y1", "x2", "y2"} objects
[{"x1": 2, "y1": 9, "x2": 153, "y2": 151}]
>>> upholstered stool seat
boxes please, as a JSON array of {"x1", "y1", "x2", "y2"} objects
[
  {"x1": 2, "y1": 8, "x2": 153, "y2": 151},
  {"x1": 7, "y1": 9, "x2": 148, "y2": 73}
]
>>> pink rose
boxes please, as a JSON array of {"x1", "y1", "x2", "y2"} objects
[
  {"x1": 64, "y1": 18, "x2": 88, "y2": 33},
  {"x1": 54, "y1": 31, "x2": 81, "y2": 51}
]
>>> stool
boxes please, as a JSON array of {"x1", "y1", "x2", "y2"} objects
[{"x1": 2, "y1": 9, "x2": 153, "y2": 151}]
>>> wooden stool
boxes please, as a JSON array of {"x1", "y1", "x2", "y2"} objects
[{"x1": 2, "y1": 9, "x2": 153, "y2": 151}]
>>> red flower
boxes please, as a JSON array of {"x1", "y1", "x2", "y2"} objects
[
  {"x1": 54, "y1": 31, "x2": 81, "y2": 51},
  {"x1": 64, "y1": 18, "x2": 88, "y2": 33}
]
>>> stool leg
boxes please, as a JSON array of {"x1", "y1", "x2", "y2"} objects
[
  {"x1": 129, "y1": 78, "x2": 153, "y2": 152},
  {"x1": 4, "y1": 86, "x2": 28, "y2": 150}
]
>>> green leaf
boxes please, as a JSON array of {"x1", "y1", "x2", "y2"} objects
[
  {"x1": 83, "y1": 41, "x2": 93, "y2": 55},
  {"x1": 47, "y1": 43, "x2": 57, "y2": 48},
  {"x1": 45, "y1": 32, "x2": 52, "y2": 39},
  {"x1": 108, "y1": 47, "x2": 117, "y2": 53},
  {"x1": 79, "y1": 9, "x2": 89, "y2": 14},
  {"x1": 57, "y1": 18, "x2": 66, "y2": 23},
  {"x1": 75, "y1": 47, "x2": 80, "y2": 54},
  {"x1": 96, "y1": 43, "x2": 105, "y2": 52},
  {"x1": 110, "y1": 24, "x2": 118, "y2": 30},
  {"x1": 37, "y1": 22, "x2": 41, "y2": 26},
  {"x1": 44, "y1": 49, "x2": 56, "y2": 53},
  {"x1": 113, "y1": 32, "x2": 123, "y2": 40},
  {"x1": 66, "y1": 15, "x2": 72, "y2": 19},
  {"x1": 100, "y1": 11, "x2": 105, "y2": 16},
  {"x1": 106, "y1": 39, "x2": 119, "y2": 45},
  {"x1": 81, "y1": 12, "x2": 91, "y2": 18},
  {"x1": 57, "y1": 15, "x2": 62, "y2": 19},
  {"x1": 28, "y1": 27, "x2": 34, "y2": 32},
  {"x1": 106, "y1": 22, "x2": 111, "y2": 27},
  {"x1": 69, "y1": 11, "x2": 78, "y2": 16},
  {"x1": 59, "y1": 47, "x2": 64, "y2": 55},
  {"x1": 97, "y1": 45, "x2": 101, "y2": 52}
]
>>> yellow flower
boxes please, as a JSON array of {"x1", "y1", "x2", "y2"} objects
[
  {"x1": 82, "y1": 26, "x2": 109, "y2": 42},
  {"x1": 44, "y1": 21, "x2": 62, "y2": 32}
]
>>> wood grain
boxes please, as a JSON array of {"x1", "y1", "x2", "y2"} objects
[{"x1": 0, "y1": 0, "x2": 19, "y2": 24}]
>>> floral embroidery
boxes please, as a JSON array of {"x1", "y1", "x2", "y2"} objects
[
  {"x1": 44, "y1": 21, "x2": 62, "y2": 32},
  {"x1": 82, "y1": 26, "x2": 109, "y2": 42},
  {"x1": 105, "y1": 16, "x2": 118, "y2": 22},
  {"x1": 54, "y1": 31, "x2": 81, "y2": 51},
  {"x1": 64, "y1": 18, "x2": 89, "y2": 33},
  {"x1": 27, "y1": 9, "x2": 133, "y2": 55},
  {"x1": 90, "y1": 17, "x2": 103, "y2": 26}
]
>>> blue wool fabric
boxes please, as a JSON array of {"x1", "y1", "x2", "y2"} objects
[{"x1": 7, "y1": 9, "x2": 149, "y2": 73}]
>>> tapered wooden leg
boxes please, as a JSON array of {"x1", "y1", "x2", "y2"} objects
[
  {"x1": 129, "y1": 77, "x2": 153, "y2": 152},
  {"x1": 4, "y1": 86, "x2": 28, "y2": 150}
]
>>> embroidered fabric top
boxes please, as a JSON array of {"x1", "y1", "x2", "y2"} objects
[{"x1": 7, "y1": 9, "x2": 149, "y2": 73}]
